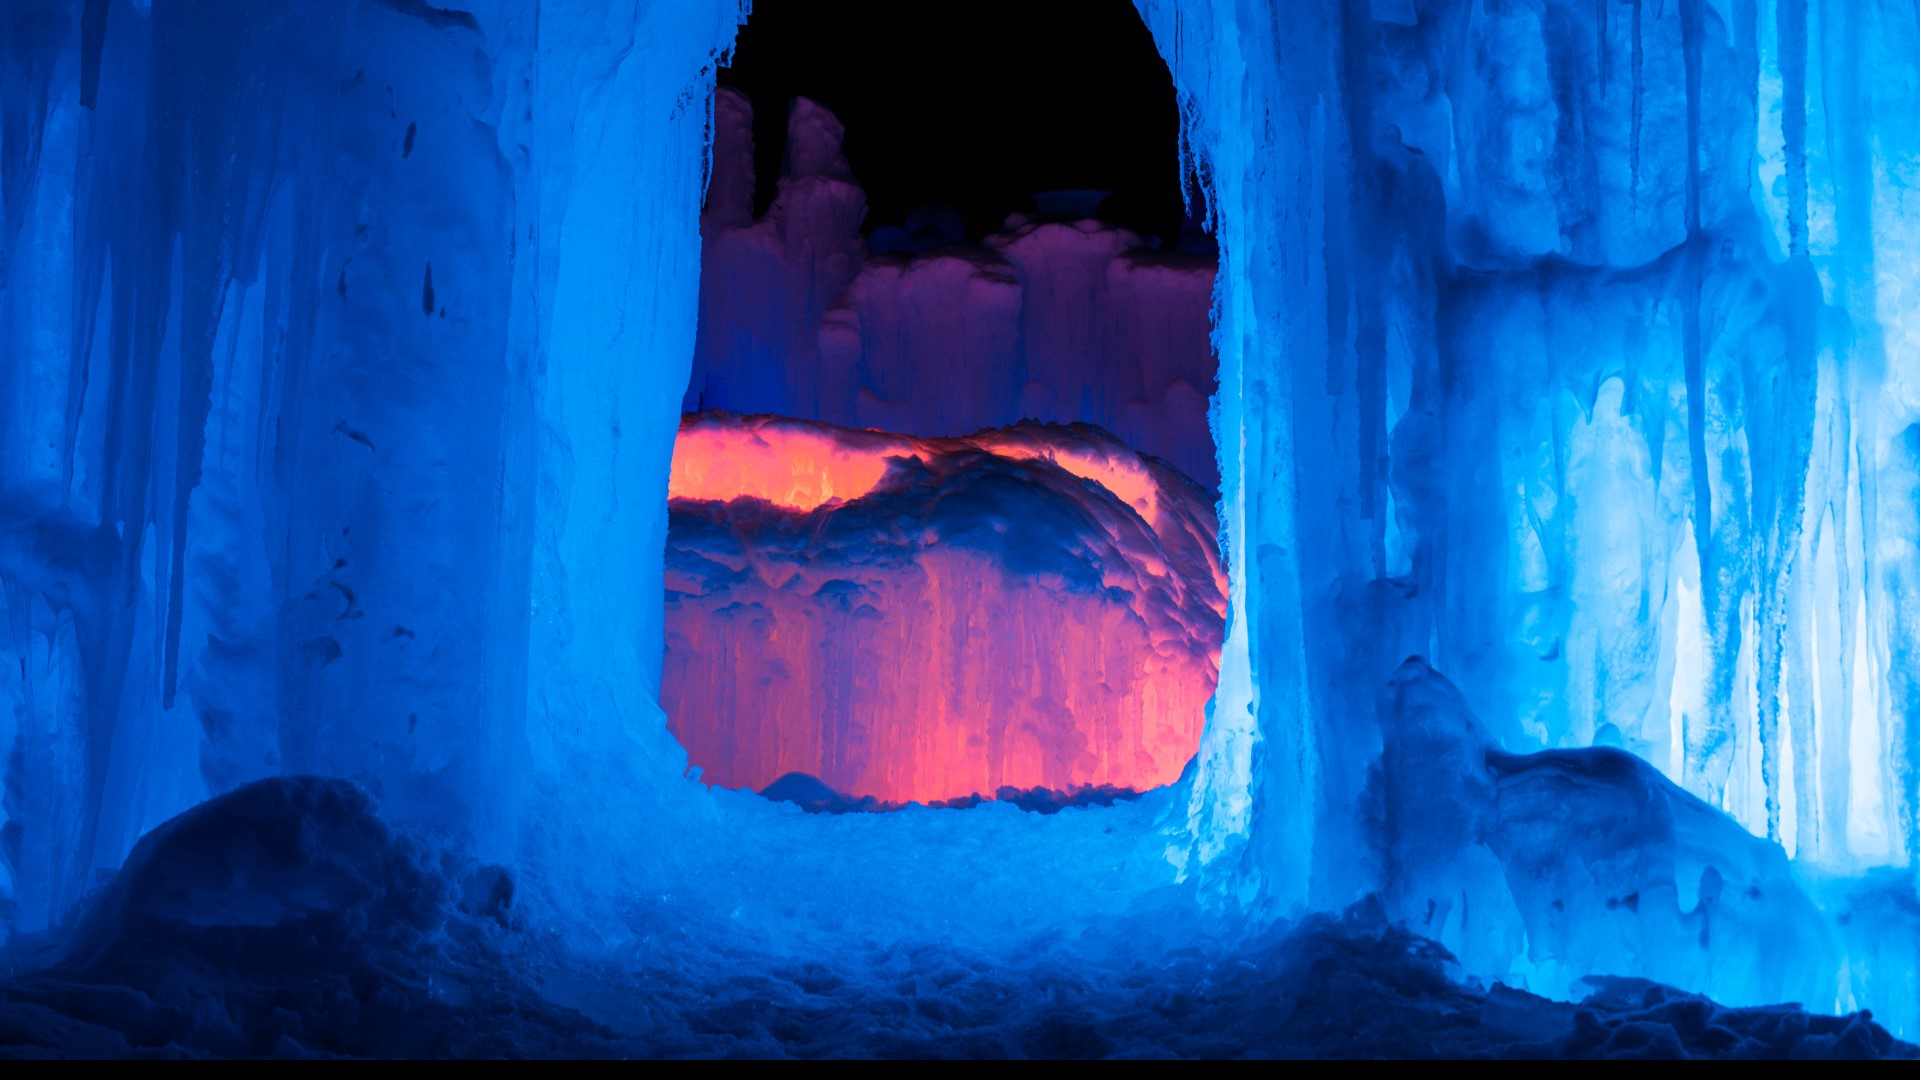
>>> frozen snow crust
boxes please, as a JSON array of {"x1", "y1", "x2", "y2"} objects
[{"x1": 0, "y1": 774, "x2": 1911, "y2": 1059}]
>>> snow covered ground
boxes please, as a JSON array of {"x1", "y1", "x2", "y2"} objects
[
  {"x1": 8, "y1": 0, "x2": 1920, "y2": 1057},
  {"x1": 0, "y1": 775, "x2": 1910, "y2": 1059}
]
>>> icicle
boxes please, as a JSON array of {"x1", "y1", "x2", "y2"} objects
[{"x1": 1779, "y1": 0, "x2": 1809, "y2": 256}]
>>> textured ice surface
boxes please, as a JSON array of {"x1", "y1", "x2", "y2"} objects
[
  {"x1": 689, "y1": 90, "x2": 1220, "y2": 488},
  {"x1": 0, "y1": 0, "x2": 749, "y2": 947},
  {"x1": 1134, "y1": 0, "x2": 1920, "y2": 978},
  {"x1": 6, "y1": 0, "x2": 1920, "y2": 1056},
  {"x1": 1375, "y1": 660, "x2": 1832, "y2": 1010},
  {"x1": 663, "y1": 413, "x2": 1223, "y2": 802}
]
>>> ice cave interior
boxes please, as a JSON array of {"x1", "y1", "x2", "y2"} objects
[{"x1": 1, "y1": 0, "x2": 1920, "y2": 1059}]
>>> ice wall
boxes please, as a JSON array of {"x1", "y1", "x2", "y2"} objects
[
  {"x1": 4, "y1": 0, "x2": 1918, "y2": 1034},
  {"x1": 1135, "y1": 0, "x2": 1920, "y2": 907},
  {"x1": 1374, "y1": 658, "x2": 1837, "y2": 1010},
  {"x1": 662, "y1": 414, "x2": 1224, "y2": 802},
  {"x1": 0, "y1": 0, "x2": 745, "y2": 939},
  {"x1": 689, "y1": 91, "x2": 1221, "y2": 488}
]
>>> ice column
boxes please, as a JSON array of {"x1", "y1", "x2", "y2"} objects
[
  {"x1": 1137, "y1": 0, "x2": 1920, "y2": 908},
  {"x1": 0, "y1": 0, "x2": 745, "y2": 940}
]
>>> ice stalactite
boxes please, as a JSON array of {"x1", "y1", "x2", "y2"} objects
[
  {"x1": 494, "y1": 0, "x2": 751, "y2": 910},
  {"x1": 1134, "y1": 0, "x2": 1336, "y2": 914}
]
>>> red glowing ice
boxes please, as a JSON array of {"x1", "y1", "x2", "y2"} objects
[{"x1": 664, "y1": 413, "x2": 1225, "y2": 805}]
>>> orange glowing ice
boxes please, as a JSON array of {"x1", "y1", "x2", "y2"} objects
[
  {"x1": 663, "y1": 413, "x2": 1226, "y2": 804},
  {"x1": 668, "y1": 417, "x2": 898, "y2": 510}
]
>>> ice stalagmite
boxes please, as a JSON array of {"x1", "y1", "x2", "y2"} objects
[{"x1": 690, "y1": 91, "x2": 1222, "y2": 488}]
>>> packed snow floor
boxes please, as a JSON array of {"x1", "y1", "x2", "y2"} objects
[{"x1": 0, "y1": 777, "x2": 1909, "y2": 1059}]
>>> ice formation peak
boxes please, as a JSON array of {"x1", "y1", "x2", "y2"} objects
[{"x1": 704, "y1": 86, "x2": 757, "y2": 231}]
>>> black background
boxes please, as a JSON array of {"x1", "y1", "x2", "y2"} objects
[{"x1": 716, "y1": 0, "x2": 1191, "y2": 246}]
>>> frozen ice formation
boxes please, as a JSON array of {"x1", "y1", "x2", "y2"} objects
[
  {"x1": 5, "y1": 0, "x2": 1920, "y2": 1056},
  {"x1": 689, "y1": 89, "x2": 1220, "y2": 489},
  {"x1": 1, "y1": 776, "x2": 1907, "y2": 1058},
  {"x1": 1375, "y1": 659, "x2": 1831, "y2": 1010},
  {"x1": 1134, "y1": 0, "x2": 1920, "y2": 934},
  {"x1": 664, "y1": 413, "x2": 1224, "y2": 803}
]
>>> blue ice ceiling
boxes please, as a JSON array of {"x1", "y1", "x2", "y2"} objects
[{"x1": 3, "y1": 0, "x2": 1919, "y2": 1047}]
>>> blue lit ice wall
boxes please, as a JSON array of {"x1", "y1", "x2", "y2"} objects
[
  {"x1": 1138, "y1": 0, "x2": 1920, "y2": 897},
  {"x1": 2, "y1": 0, "x2": 1919, "y2": 1037},
  {"x1": 0, "y1": 0, "x2": 747, "y2": 935}
]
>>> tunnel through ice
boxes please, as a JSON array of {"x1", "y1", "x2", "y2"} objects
[{"x1": 667, "y1": 0, "x2": 1222, "y2": 806}]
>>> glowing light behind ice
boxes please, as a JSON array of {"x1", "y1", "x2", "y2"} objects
[
  {"x1": 663, "y1": 414, "x2": 1224, "y2": 802},
  {"x1": 4, "y1": 0, "x2": 1920, "y2": 1043},
  {"x1": 668, "y1": 415, "x2": 895, "y2": 511}
]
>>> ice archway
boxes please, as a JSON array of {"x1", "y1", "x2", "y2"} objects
[{"x1": 4, "y1": 0, "x2": 1920, "y2": 1035}]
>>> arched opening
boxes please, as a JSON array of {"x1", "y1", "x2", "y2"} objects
[
  {"x1": 663, "y1": 0, "x2": 1222, "y2": 810},
  {"x1": 7, "y1": 0, "x2": 1920, "y2": 1057}
]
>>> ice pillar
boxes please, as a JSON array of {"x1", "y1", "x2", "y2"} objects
[
  {"x1": 0, "y1": 0, "x2": 745, "y2": 940},
  {"x1": 1138, "y1": 0, "x2": 1920, "y2": 911}
]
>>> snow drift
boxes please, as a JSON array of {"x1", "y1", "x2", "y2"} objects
[{"x1": 1, "y1": 775, "x2": 1908, "y2": 1059}]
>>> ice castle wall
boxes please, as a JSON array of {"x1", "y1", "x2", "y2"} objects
[
  {"x1": 0, "y1": 0, "x2": 746, "y2": 938},
  {"x1": 1137, "y1": 0, "x2": 1920, "y2": 909}
]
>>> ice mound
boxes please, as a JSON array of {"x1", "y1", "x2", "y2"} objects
[
  {"x1": 757, "y1": 770, "x2": 1143, "y2": 815},
  {"x1": 664, "y1": 413, "x2": 1225, "y2": 804},
  {"x1": 0, "y1": 777, "x2": 608, "y2": 1058},
  {"x1": 1375, "y1": 660, "x2": 1833, "y2": 1010},
  {"x1": 62, "y1": 776, "x2": 451, "y2": 965}
]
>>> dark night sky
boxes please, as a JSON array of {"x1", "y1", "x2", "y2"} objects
[{"x1": 716, "y1": 0, "x2": 1192, "y2": 246}]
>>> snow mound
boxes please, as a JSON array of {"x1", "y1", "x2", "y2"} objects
[
  {"x1": 0, "y1": 778, "x2": 604, "y2": 1058},
  {"x1": 63, "y1": 777, "x2": 449, "y2": 965},
  {"x1": 757, "y1": 771, "x2": 1143, "y2": 815}
]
